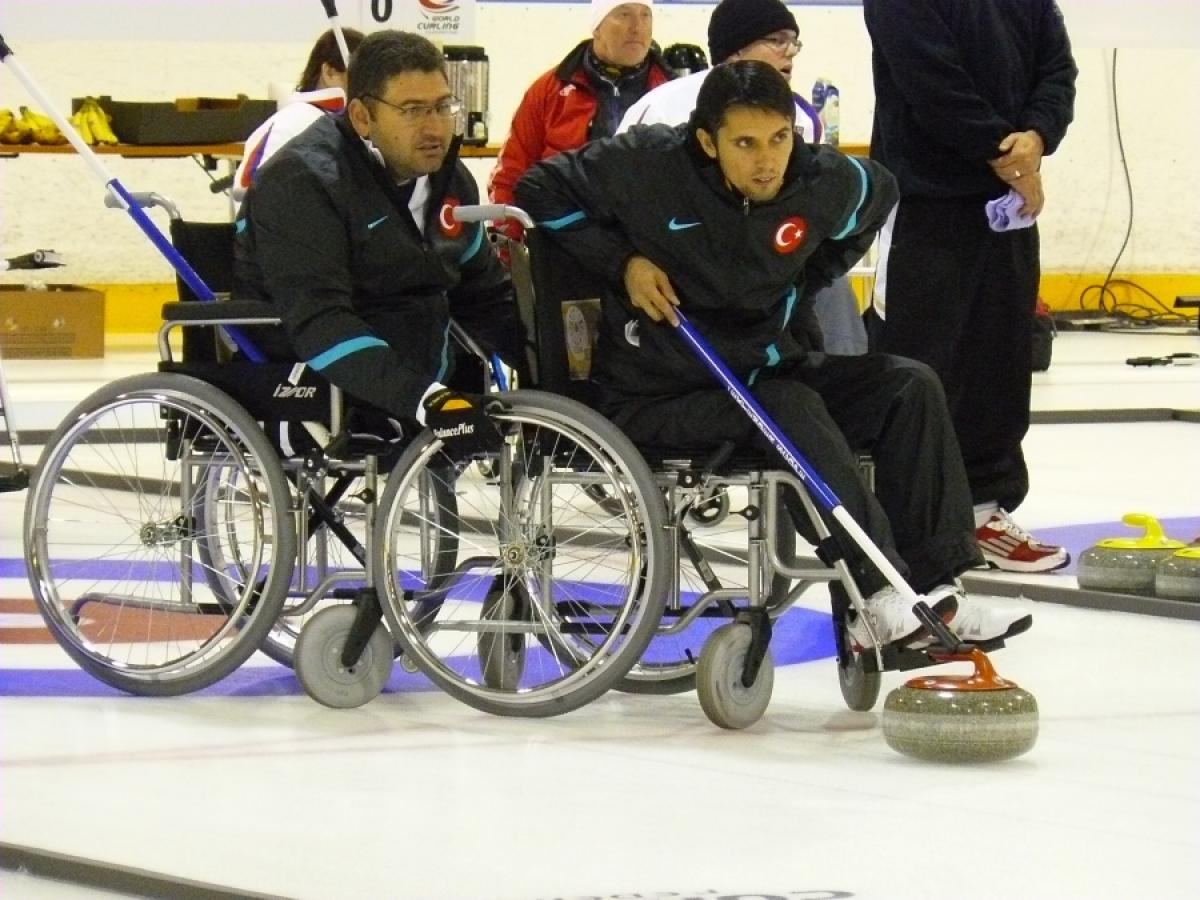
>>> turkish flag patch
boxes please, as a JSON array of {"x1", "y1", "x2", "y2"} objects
[
  {"x1": 439, "y1": 198, "x2": 463, "y2": 238},
  {"x1": 773, "y1": 216, "x2": 807, "y2": 254}
]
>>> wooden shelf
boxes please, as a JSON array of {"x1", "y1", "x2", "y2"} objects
[{"x1": 0, "y1": 142, "x2": 245, "y2": 158}]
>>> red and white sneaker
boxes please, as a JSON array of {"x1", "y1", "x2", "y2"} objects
[{"x1": 975, "y1": 510, "x2": 1070, "y2": 573}]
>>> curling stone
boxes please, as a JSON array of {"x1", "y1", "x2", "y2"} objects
[
  {"x1": 882, "y1": 650, "x2": 1037, "y2": 763},
  {"x1": 1155, "y1": 547, "x2": 1200, "y2": 602},
  {"x1": 1076, "y1": 513, "x2": 1183, "y2": 596}
]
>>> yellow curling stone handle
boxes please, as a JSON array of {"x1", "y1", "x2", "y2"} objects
[{"x1": 1096, "y1": 513, "x2": 1184, "y2": 551}]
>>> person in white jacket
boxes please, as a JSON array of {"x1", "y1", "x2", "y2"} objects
[
  {"x1": 233, "y1": 28, "x2": 364, "y2": 203},
  {"x1": 619, "y1": 0, "x2": 819, "y2": 140},
  {"x1": 618, "y1": 0, "x2": 867, "y2": 355}
]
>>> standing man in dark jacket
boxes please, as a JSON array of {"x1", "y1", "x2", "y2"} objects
[
  {"x1": 488, "y1": 1, "x2": 674, "y2": 242},
  {"x1": 864, "y1": 0, "x2": 1077, "y2": 572},
  {"x1": 516, "y1": 61, "x2": 1030, "y2": 648},
  {"x1": 234, "y1": 30, "x2": 520, "y2": 426}
]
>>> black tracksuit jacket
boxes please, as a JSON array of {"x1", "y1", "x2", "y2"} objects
[
  {"x1": 513, "y1": 124, "x2": 898, "y2": 404},
  {"x1": 233, "y1": 114, "x2": 513, "y2": 419},
  {"x1": 864, "y1": 0, "x2": 1077, "y2": 199}
]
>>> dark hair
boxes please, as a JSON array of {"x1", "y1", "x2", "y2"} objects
[
  {"x1": 347, "y1": 30, "x2": 448, "y2": 103},
  {"x1": 692, "y1": 60, "x2": 796, "y2": 136},
  {"x1": 296, "y1": 28, "x2": 365, "y2": 92}
]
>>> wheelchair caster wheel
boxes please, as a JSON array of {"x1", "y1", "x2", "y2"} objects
[
  {"x1": 687, "y1": 488, "x2": 731, "y2": 527},
  {"x1": 830, "y1": 585, "x2": 881, "y2": 711},
  {"x1": 837, "y1": 650, "x2": 882, "y2": 712},
  {"x1": 696, "y1": 622, "x2": 774, "y2": 729},
  {"x1": 295, "y1": 606, "x2": 392, "y2": 709},
  {"x1": 478, "y1": 584, "x2": 526, "y2": 691},
  {"x1": 399, "y1": 652, "x2": 420, "y2": 674}
]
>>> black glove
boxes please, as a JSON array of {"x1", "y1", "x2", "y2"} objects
[{"x1": 422, "y1": 388, "x2": 504, "y2": 458}]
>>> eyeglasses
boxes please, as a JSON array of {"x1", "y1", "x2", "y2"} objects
[
  {"x1": 756, "y1": 35, "x2": 803, "y2": 57},
  {"x1": 366, "y1": 95, "x2": 463, "y2": 121}
]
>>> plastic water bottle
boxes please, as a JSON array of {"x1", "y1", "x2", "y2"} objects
[
  {"x1": 812, "y1": 78, "x2": 827, "y2": 119},
  {"x1": 821, "y1": 82, "x2": 840, "y2": 148}
]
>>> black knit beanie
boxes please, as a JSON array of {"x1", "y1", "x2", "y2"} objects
[{"x1": 707, "y1": 0, "x2": 800, "y2": 65}]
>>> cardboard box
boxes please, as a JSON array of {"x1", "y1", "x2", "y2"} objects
[
  {"x1": 0, "y1": 285, "x2": 105, "y2": 359},
  {"x1": 72, "y1": 95, "x2": 275, "y2": 145}
]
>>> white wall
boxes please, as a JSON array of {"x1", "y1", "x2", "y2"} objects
[{"x1": 1, "y1": 2, "x2": 1198, "y2": 286}]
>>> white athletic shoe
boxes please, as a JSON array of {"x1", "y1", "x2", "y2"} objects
[
  {"x1": 947, "y1": 589, "x2": 1033, "y2": 643},
  {"x1": 847, "y1": 583, "x2": 959, "y2": 648}
]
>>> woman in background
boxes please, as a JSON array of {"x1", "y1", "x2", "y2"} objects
[{"x1": 233, "y1": 27, "x2": 365, "y2": 202}]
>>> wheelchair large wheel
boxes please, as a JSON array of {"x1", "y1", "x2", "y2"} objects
[
  {"x1": 23, "y1": 373, "x2": 296, "y2": 695},
  {"x1": 374, "y1": 390, "x2": 669, "y2": 718},
  {"x1": 619, "y1": 489, "x2": 796, "y2": 695}
]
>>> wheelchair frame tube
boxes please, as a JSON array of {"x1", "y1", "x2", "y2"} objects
[
  {"x1": 0, "y1": 36, "x2": 265, "y2": 363},
  {"x1": 672, "y1": 314, "x2": 919, "y2": 605}
]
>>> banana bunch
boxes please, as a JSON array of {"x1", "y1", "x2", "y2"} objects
[
  {"x1": 69, "y1": 97, "x2": 119, "y2": 146},
  {"x1": 19, "y1": 106, "x2": 67, "y2": 145},
  {"x1": 0, "y1": 108, "x2": 34, "y2": 144}
]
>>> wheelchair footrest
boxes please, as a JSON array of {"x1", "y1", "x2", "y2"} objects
[{"x1": 862, "y1": 636, "x2": 1008, "y2": 674}]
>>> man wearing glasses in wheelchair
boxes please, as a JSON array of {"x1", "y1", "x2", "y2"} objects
[
  {"x1": 234, "y1": 30, "x2": 520, "y2": 449},
  {"x1": 516, "y1": 61, "x2": 1029, "y2": 648}
]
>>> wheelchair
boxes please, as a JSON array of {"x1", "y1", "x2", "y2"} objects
[
  {"x1": 472, "y1": 206, "x2": 1016, "y2": 729},
  {"x1": 22, "y1": 196, "x2": 671, "y2": 711}
]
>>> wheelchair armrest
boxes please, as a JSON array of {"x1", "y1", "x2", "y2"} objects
[{"x1": 161, "y1": 300, "x2": 280, "y2": 324}]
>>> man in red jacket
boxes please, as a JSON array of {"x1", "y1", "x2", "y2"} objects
[{"x1": 488, "y1": 0, "x2": 674, "y2": 239}]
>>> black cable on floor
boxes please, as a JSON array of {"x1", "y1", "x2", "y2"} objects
[{"x1": 1075, "y1": 49, "x2": 1189, "y2": 327}]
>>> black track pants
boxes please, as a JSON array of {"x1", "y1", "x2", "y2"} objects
[
  {"x1": 874, "y1": 196, "x2": 1039, "y2": 511},
  {"x1": 607, "y1": 353, "x2": 983, "y2": 595}
]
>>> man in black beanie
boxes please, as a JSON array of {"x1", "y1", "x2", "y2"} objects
[
  {"x1": 621, "y1": 0, "x2": 818, "y2": 139},
  {"x1": 619, "y1": 0, "x2": 868, "y2": 355}
]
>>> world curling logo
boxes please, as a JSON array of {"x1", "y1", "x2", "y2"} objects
[{"x1": 418, "y1": 0, "x2": 462, "y2": 33}]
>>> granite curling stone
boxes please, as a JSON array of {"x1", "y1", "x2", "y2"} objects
[
  {"x1": 1076, "y1": 513, "x2": 1182, "y2": 596},
  {"x1": 882, "y1": 650, "x2": 1038, "y2": 763},
  {"x1": 1156, "y1": 547, "x2": 1200, "y2": 602}
]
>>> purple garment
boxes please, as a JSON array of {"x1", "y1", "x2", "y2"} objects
[{"x1": 986, "y1": 189, "x2": 1038, "y2": 232}]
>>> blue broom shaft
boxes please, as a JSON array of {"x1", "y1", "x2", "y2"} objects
[{"x1": 673, "y1": 314, "x2": 840, "y2": 511}]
